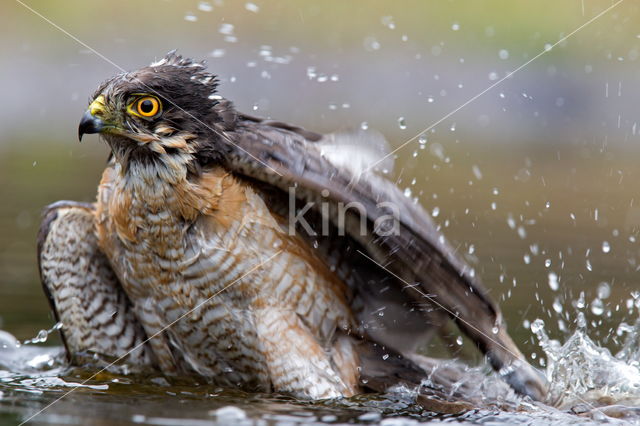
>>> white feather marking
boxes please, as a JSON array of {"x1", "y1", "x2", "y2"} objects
[{"x1": 150, "y1": 58, "x2": 167, "y2": 67}]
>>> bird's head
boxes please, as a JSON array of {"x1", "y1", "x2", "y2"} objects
[{"x1": 79, "y1": 51, "x2": 236, "y2": 170}]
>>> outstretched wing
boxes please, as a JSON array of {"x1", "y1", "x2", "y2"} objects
[
  {"x1": 37, "y1": 201, "x2": 151, "y2": 369},
  {"x1": 215, "y1": 113, "x2": 546, "y2": 400}
]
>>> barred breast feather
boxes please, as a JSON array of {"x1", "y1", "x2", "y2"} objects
[{"x1": 94, "y1": 161, "x2": 359, "y2": 398}]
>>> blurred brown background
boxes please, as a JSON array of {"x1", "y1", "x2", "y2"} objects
[{"x1": 1, "y1": 0, "x2": 640, "y2": 363}]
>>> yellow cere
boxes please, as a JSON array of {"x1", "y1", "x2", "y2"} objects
[{"x1": 89, "y1": 95, "x2": 106, "y2": 116}]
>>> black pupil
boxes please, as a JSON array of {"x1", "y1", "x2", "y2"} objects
[{"x1": 140, "y1": 99, "x2": 154, "y2": 114}]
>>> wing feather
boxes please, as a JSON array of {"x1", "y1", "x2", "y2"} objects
[
  {"x1": 37, "y1": 201, "x2": 151, "y2": 368},
  {"x1": 216, "y1": 116, "x2": 546, "y2": 400}
]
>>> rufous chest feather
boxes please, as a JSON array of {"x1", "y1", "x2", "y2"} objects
[
  {"x1": 95, "y1": 163, "x2": 246, "y2": 292},
  {"x1": 95, "y1": 161, "x2": 351, "y2": 318},
  {"x1": 93, "y1": 160, "x2": 356, "y2": 395}
]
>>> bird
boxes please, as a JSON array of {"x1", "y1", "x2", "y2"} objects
[{"x1": 38, "y1": 51, "x2": 546, "y2": 404}]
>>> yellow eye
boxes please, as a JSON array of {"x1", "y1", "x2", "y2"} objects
[{"x1": 131, "y1": 96, "x2": 161, "y2": 118}]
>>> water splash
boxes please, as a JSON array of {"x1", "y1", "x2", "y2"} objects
[
  {"x1": 22, "y1": 322, "x2": 62, "y2": 345},
  {"x1": 3, "y1": 322, "x2": 640, "y2": 423},
  {"x1": 617, "y1": 317, "x2": 640, "y2": 364},
  {"x1": 532, "y1": 314, "x2": 640, "y2": 410}
]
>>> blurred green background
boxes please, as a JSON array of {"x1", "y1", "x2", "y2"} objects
[{"x1": 1, "y1": 0, "x2": 640, "y2": 363}]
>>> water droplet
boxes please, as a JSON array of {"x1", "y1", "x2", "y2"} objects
[
  {"x1": 403, "y1": 188, "x2": 412, "y2": 197},
  {"x1": 184, "y1": 12, "x2": 198, "y2": 22},
  {"x1": 197, "y1": 1, "x2": 213, "y2": 12},
  {"x1": 530, "y1": 318, "x2": 545, "y2": 334},
  {"x1": 517, "y1": 226, "x2": 527, "y2": 239},
  {"x1": 24, "y1": 328, "x2": 50, "y2": 345},
  {"x1": 245, "y1": 2, "x2": 260, "y2": 13},
  {"x1": 586, "y1": 259, "x2": 592, "y2": 271},
  {"x1": 548, "y1": 272, "x2": 559, "y2": 291},
  {"x1": 597, "y1": 282, "x2": 611, "y2": 299},
  {"x1": 363, "y1": 36, "x2": 381, "y2": 51},
  {"x1": 553, "y1": 298, "x2": 563, "y2": 313},
  {"x1": 381, "y1": 16, "x2": 395, "y2": 30},
  {"x1": 523, "y1": 254, "x2": 531, "y2": 264},
  {"x1": 456, "y1": 336, "x2": 463, "y2": 345},
  {"x1": 469, "y1": 164, "x2": 483, "y2": 180},
  {"x1": 451, "y1": 22, "x2": 460, "y2": 31},
  {"x1": 591, "y1": 298, "x2": 605, "y2": 316},
  {"x1": 557, "y1": 319, "x2": 567, "y2": 332},
  {"x1": 360, "y1": 121, "x2": 369, "y2": 130},
  {"x1": 431, "y1": 206, "x2": 440, "y2": 217},
  {"x1": 210, "y1": 49, "x2": 226, "y2": 58},
  {"x1": 397, "y1": 117, "x2": 407, "y2": 129},
  {"x1": 219, "y1": 23, "x2": 235, "y2": 35},
  {"x1": 545, "y1": 259, "x2": 552, "y2": 267},
  {"x1": 491, "y1": 326, "x2": 499, "y2": 334},
  {"x1": 382, "y1": 354, "x2": 389, "y2": 360},
  {"x1": 498, "y1": 49, "x2": 509, "y2": 60},
  {"x1": 602, "y1": 241, "x2": 611, "y2": 253}
]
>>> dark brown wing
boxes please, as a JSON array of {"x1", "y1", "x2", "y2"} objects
[{"x1": 219, "y1": 114, "x2": 546, "y2": 400}]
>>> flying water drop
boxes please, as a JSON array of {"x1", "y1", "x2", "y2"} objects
[{"x1": 548, "y1": 272, "x2": 559, "y2": 291}]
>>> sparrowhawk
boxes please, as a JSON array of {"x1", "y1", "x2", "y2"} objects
[{"x1": 38, "y1": 51, "x2": 546, "y2": 403}]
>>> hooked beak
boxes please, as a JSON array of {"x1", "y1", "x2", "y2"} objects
[
  {"x1": 78, "y1": 95, "x2": 107, "y2": 141},
  {"x1": 78, "y1": 110, "x2": 104, "y2": 141}
]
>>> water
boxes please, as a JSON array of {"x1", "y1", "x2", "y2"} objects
[
  {"x1": 2, "y1": 315, "x2": 640, "y2": 425},
  {"x1": 532, "y1": 315, "x2": 640, "y2": 412}
]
